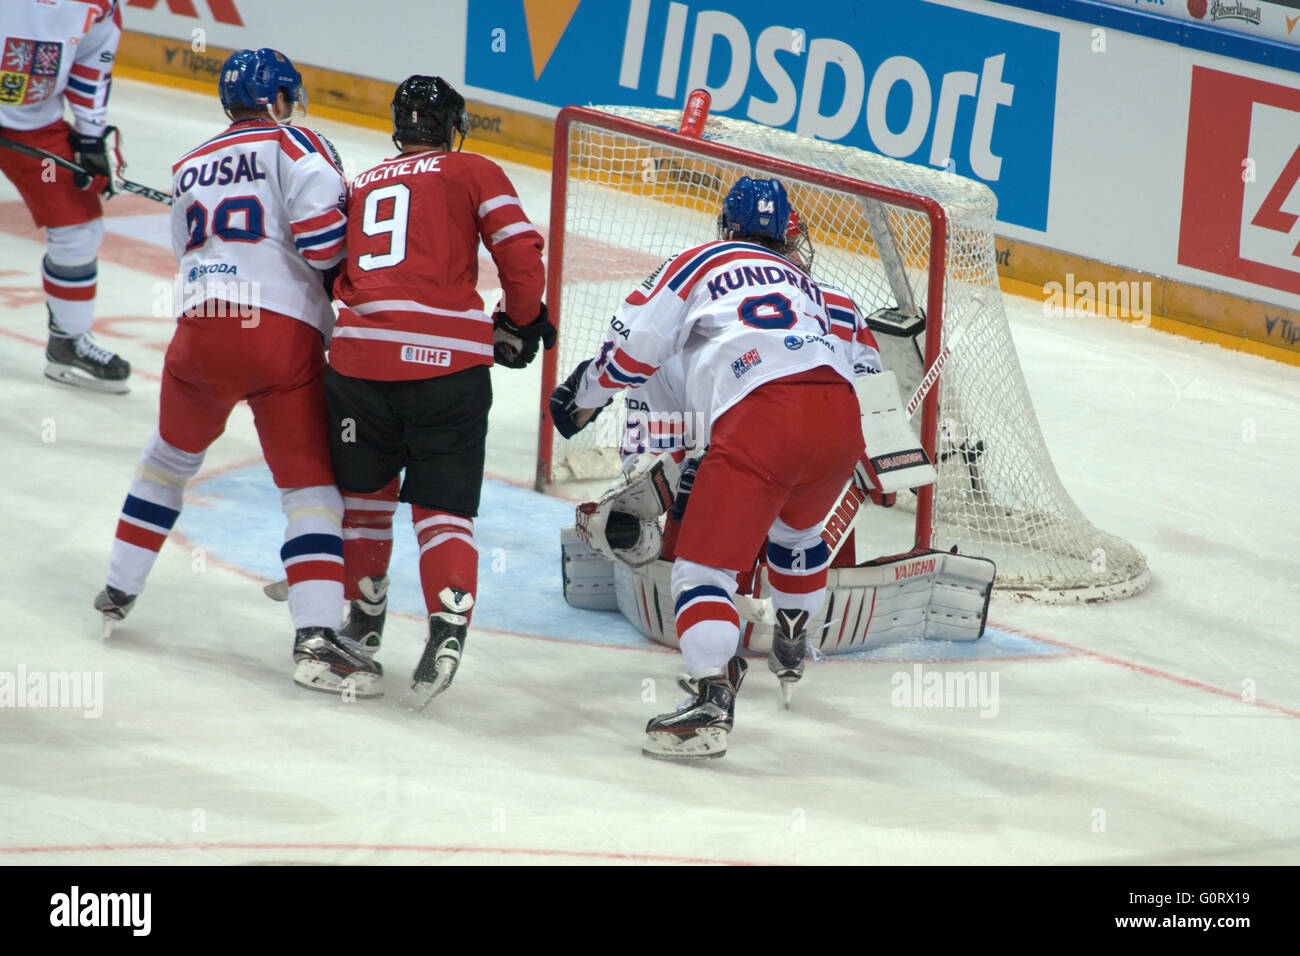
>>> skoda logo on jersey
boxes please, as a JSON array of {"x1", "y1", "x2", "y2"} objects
[
  {"x1": 784, "y1": 335, "x2": 804, "y2": 350},
  {"x1": 187, "y1": 263, "x2": 238, "y2": 283}
]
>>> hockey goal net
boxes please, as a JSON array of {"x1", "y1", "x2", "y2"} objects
[{"x1": 538, "y1": 105, "x2": 1149, "y2": 603}]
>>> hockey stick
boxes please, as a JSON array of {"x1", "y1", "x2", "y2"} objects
[
  {"x1": 904, "y1": 292, "x2": 986, "y2": 419},
  {"x1": 821, "y1": 291, "x2": 988, "y2": 566},
  {"x1": 0, "y1": 134, "x2": 172, "y2": 205}
]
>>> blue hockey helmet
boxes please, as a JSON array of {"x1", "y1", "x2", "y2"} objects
[
  {"x1": 219, "y1": 48, "x2": 307, "y2": 117},
  {"x1": 718, "y1": 177, "x2": 791, "y2": 242}
]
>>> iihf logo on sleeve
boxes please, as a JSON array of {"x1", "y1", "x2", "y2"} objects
[{"x1": 49, "y1": 886, "x2": 151, "y2": 936}]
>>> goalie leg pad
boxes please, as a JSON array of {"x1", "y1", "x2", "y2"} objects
[
  {"x1": 561, "y1": 525, "x2": 618, "y2": 611},
  {"x1": 820, "y1": 550, "x2": 996, "y2": 645}
]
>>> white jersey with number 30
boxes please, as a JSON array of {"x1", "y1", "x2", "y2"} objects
[
  {"x1": 577, "y1": 240, "x2": 858, "y2": 428},
  {"x1": 169, "y1": 119, "x2": 347, "y2": 332}
]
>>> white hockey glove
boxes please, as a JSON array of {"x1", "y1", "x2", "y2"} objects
[{"x1": 574, "y1": 454, "x2": 678, "y2": 567}]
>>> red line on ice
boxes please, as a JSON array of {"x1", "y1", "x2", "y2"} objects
[{"x1": 994, "y1": 623, "x2": 1300, "y2": 719}]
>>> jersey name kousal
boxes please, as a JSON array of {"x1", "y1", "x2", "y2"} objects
[{"x1": 175, "y1": 152, "x2": 267, "y2": 196}]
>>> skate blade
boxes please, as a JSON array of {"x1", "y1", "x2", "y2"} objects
[
  {"x1": 44, "y1": 363, "x2": 129, "y2": 395},
  {"x1": 292, "y1": 661, "x2": 384, "y2": 699},
  {"x1": 407, "y1": 668, "x2": 456, "y2": 710},
  {"x1": 263, "y1": 579, "x2": 289, "y2": 602},
  {"x1": 408, "y1": 648, "x2": 461, "y2": 711},
  {"x1": 99, "y1": 614, "x2": 119, "y2": 641},
  {"x1": 780, "y1": 680, "x2": 795, "y2": 709},
  {"x1": 642, "y1": 727, "x2": 728, "y2": 760}
]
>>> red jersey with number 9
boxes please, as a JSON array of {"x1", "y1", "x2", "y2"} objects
[{"x1": 330, "y1": 149, "x2": 545, "y2": 380}]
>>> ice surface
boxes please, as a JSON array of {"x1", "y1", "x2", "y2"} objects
[{"x1": 0, "y1": 80, "x2": 1296, "y2": 865}]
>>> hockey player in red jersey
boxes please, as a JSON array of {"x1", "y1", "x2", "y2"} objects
[
  {"x1": 93, "y1": 49, "x2": 363, "y2": 692},
  {"x1": 0, "y1": 0, "x2": 131, "y2": 391},
  {"x1": 551, "y1": 177, "x2": 865, "y2": 760},
  {"x1": 321, "y1": 75, "x2": 551, "y2": 706}
]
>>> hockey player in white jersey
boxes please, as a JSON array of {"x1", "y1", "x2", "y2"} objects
[
  {"x1": 0, "y1": 0, "x2": 131, "y2": 391},
  {"x1": 551, "y1": 177, "x2": 867, "y2": 759},
  {"x1": 93, "y1": 49, "x2": 365, "y2": 694},
  {"x1": 580, "y1": 207, "x2": 886, "y2": 685}
]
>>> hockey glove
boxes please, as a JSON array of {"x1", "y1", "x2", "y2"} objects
[
  {"x1": 494, "y1": 302, "x2": 557, "y2": 369},
  {"x1": 852, "y1": 456, "x2": 896, "y2": 507},
  {"x1": 549, "y1": 359, "x2": 608, "y2": 438},
  {"x1": 69, "y1": 128, "x2": 116, "y2": 197},
  {"x1": 320, "y1": 262, "x2": 342, "y2": 299}
]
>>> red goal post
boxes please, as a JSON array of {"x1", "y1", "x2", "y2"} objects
[
  {"x1": 536, "y1": 103, "x2": 1151, "y2": 602},
  {"x1": 538, "y1": 105, "x2": 947, "y2": 553}
]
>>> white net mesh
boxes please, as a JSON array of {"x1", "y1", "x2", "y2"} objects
[{"x1": 546, "y1": 106, "x2": 1149, "y2": 602}]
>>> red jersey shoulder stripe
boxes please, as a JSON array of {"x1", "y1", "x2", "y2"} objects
[
  {"x1": 292, "y1": 208, "x2": 345, "y2": 235},
  {"x1": 282, "y1": 127, "x2": 339, "y2": 171},
  {"x1": 172, "y1": 128, "x2": 284, "y2": 173},
  {"x1": 296, "y1": 128, "x2": 340, "y2": 173},
  {"x1": 672, "y1": 249, "x2": 808, "y2": 300},
  {"x1": 652, "y1": 241, "x2": 718, "y2": 295},
  {"x1": 612, "y1": 348, "x2": 655, "y2": 376}
]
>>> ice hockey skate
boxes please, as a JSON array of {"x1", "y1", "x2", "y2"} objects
[
  {"x1": 293, "y1": 627, "x2": 383, "y2": 698},
  {"x1": 768, "y1": 608, "x2": 810, "y2": 708},
  {"x1": 643, "y1": 656, "x2": 747, "y2": 760},
  {"x1": 45, "y1": 314, "x2": 130, "y2": 394},
  {"x1": 339, "y1": 575, "x2": 388, "y2": 657},
  {"x1": 93, "y1": 585, "x2": 136, "y2": 640},
  {"x1": 409, "y1": 588, "x2": 473, "y2": 710}
]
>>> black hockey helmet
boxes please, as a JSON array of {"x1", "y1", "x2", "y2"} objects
[{"x1": 391, "y1": 75, "x2": 468, "y2": 151}]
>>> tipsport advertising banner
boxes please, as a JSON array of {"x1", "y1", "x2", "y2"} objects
[{"x1": 466, "y1": 0, "x2": 1060, "y2": 231}]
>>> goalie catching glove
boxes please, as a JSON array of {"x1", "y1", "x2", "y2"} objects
[
  {"x1": 549, "y1": 359, "x2": 611, "y2": 438},
  {"x1": 493, "y1": 303, "x2": 555, "y2": 369},
  {"x1": 574, "y1": 454, "x2": 679, "y2": 567}
]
